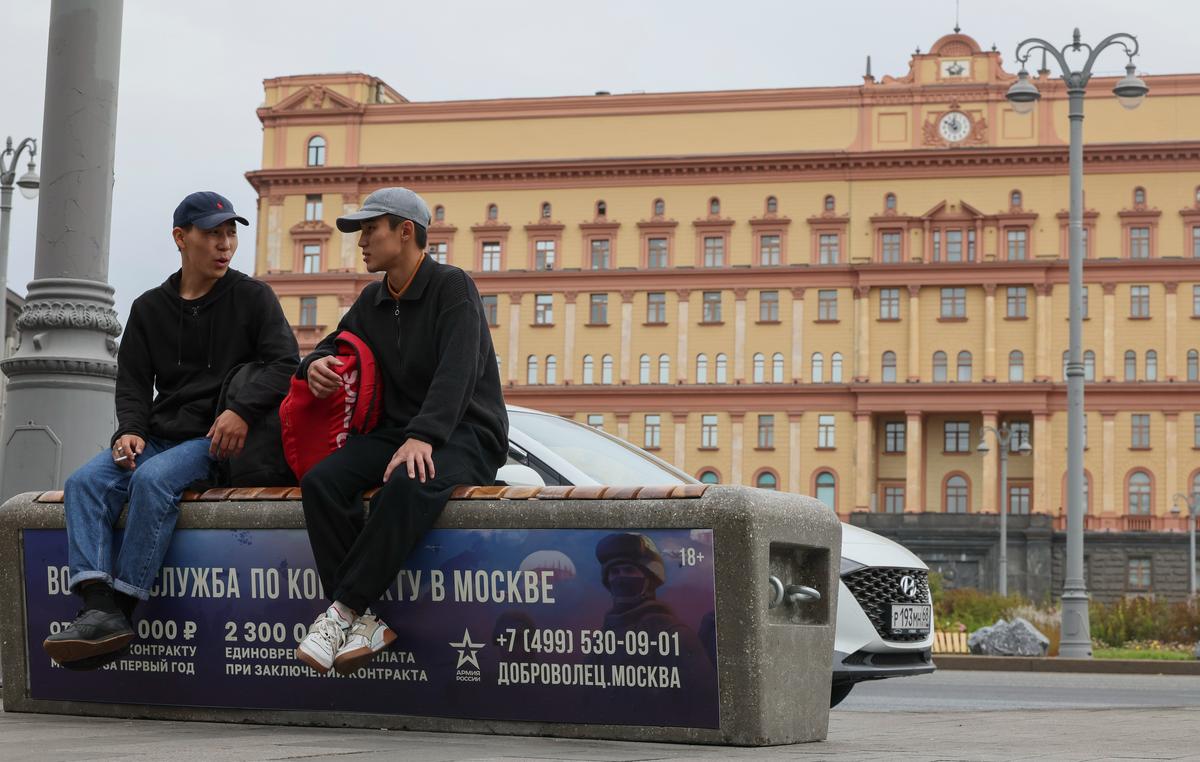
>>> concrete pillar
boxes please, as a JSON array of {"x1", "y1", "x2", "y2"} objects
[
  {"x1": 616, "y1": 412, "x2": 630, "y2": 443},
  {"x1": 1, "y1": 0, "x2": 125, "y2": 500},
  {"x1": 266, "y1": 198, "x2": 284, "y2": 271},
  {"x1": 506, "y1": 293, "x2": 521, "y2": 385},
  {"x1": 619, "y1": 291, "x2": 634, "y2": 384},
  {"x1": 1102, "y1": 284, "x2": 1116, "y2": 380},
  {"x1": 1101, "y1": 412, "x2": 1116, "y2": 515},
  {"x1": 906, "y1": 286, "x2": 921, "y2": 382},
  {"x1": 854, "y1": 286, "x2": 870, "y2": 382},
  {"x1": 904, "y1": 411, "x2": 923, "y2": 511},
  {"x1": 1034, "y1": 284, "x2": 1051, "y2": 381},
  {"x1": 983, "y1": 285, "x2": 997, "y2": 382},
  {"x1": 1032, "y1": 412, "x2": 1050, "y2": 513},
  {"x1": 672, "y1": 411, "x2": 688, "y2": 472},
  {"x1": 1164, "y1": 283, "x2": 1178, "y2": 380},
  {"x1": 788, "y1": 412, "x2": 802, "y2": 493},
  {"x1": 339, "y1": 196, "x2": 357, "y2": 270},
  {"x1": 981, "y1": 411, "x2": 999, "y2": 512},
  {"x1": 675, "y1": 290, "x2": 689, "y2": 383},
  {"x1": 562, "y1": 291, "x2": 576, "y2": 384},
  {"x1": 730, "y1": 413, "x2": 744, "y2": 485},
  {"x1": 790, "y1": 288, "x2": 804, "y2": 382},
  {"x1": 1165, "y1": 412, "x2": 1178, "y2": 513},
  {"x1": 854, "y1": 412, "x2": 873, "y2": 510},
  {"x1": 733, "y1": 289, "x2": 747, "y2": 383}
]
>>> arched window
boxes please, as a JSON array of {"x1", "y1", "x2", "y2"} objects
[
  {"x1": 1145, "y1": 350, "x2": 1158, "y2": 381},
  {"x1": 582, "y1": 355, "x2": 594, "y2": 384},
  {"x1": 945, "y1": 475, "x2": 969, "y2": 514},
  {"x1": 957, "y1": 351, "x2": 973, "y2": 382},
  {"x1": 306, "y1": 136, "x2": 326, "y2": 166},
  {"x1": 545, "y1": 355, "x2": 557, "y2": 384},
  {"x1": 658, "y1": 354, "x2": 671, "y2": 384},
  {"x1": 1188, "y1": 349, "x2": 1199, "y2": 381},
  {"x1": 815, "y1": 471, "x2": 836, "y2": 510},
  {"x1": 540, "y1": 202, "x2": 552, "y2": 219},
  {"x1": 756, "y1": 471, "x2": 778, "y2": 490},
  {"x1": 1009, "y1": 350, "x2": 1025, "y2": 382},
  {"x1": 1084, "y1": 350, "x2": 1096, "y2": 381},
  {"x1": 933, "y1": 351, "x2": 948, "y2": 382},
  {"x1": 1125, "y1": 350, "x2": 1137, "y2": 381},
  {"x1": 696, "y1": 354, "x2": 709, "y2": 384},
  {"x1": 487, "y1": 203, "x2": 499, "y2": 221},
  {"x1": 882, "y1": 351, "x2": 897, "y2": 383},
  {"x1": 434, "y1": 205, "x2": 445, "y2": 222},
  {"x1": 885, "y1": 192, "x2": 897, "y2": 211},
  {"x1": 811, "y1": 352, "x2": 825, "y2": 383},
  {"x1": 831, "y1": 352, "x2": 844, "y2": 383},
  {"x1": 772, "y1": 353, "x2": 784, "y2": 383},
  {"x1": 1128, "y1": 470, "x2": 1152, "y2": 515},
  {"x1": 699, "y1": 470, "x2": 720, "y2": 485},
  {"x1": 526, "y1": 355, "x2": 539, "y2": 385},
  {"x1": 1010, "y1": 190, "x2": 1022, "y2": 208},
  {"x1": 653, "y1": 198, "x2": 665, "y2": 216},
  {"x1": 639, "y1": 354, "x2": 651, "y2": 384},
  {"x1": 766, "y1": 196, "x2": 778, "y2": 214},
  {"x1": 753, "y1": 353, "x2": 766, "y2": 383},
  {"x1": 715, "y1": 353, "x2": 728, "y2": 384},
  {"x1": 601, "y1": 355, "x2": 613, "y2": 385},
  {"x1": 1133, "y1": 187, "x2": 1146, "y2": 206},
  {"x1": 823, "y1": 194, "x2": 835, "y2": 212},
  {"x1": 596, "y1": 200, "x2": 607, "y2": 217},
  {"x1": 709, "y1": 197, "x2": 721, "y2": 215}
]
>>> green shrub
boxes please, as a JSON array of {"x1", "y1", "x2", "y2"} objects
[
  {"x1": 934, "y1": 587, "x2": 1028, "y2": 633},
  {"x1": 1089, "y1": 598, "x2": 1200, "y2": 646}
]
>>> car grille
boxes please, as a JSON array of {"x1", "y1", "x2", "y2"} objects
[{"x1": 842, "y1": 567, "x2": 931, "y2": 643}]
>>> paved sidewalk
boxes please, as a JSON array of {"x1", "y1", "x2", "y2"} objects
[{"x1": 3, "y1": 701, "x2": 1200, "y2": 761}]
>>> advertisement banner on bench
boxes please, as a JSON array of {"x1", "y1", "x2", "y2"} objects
[{"x1": 23, "y1": 527, "x2": 719, "y2": 728}]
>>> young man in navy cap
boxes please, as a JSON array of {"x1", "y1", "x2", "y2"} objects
[
  {"x1": 294, "y1": 187, "x2": 507, "y2": 675},
  {"x1": 43, "y1": 191, "x2": 299, "y2": 669}
]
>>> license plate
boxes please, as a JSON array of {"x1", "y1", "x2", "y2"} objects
[{"x1": 890, "y1": 604, "x2": 931, "y2": 633}]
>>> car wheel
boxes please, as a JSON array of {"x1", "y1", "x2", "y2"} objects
[{"x1": 830, "y1": 682, "x2": 854, "y2": 708}]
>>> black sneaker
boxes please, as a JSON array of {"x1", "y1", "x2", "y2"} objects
[
  {"x1": 43, "y1": 609, "x2": 134, "y2": 665},
  {"x1": 58, "y1": 643, "x2": 131, "y2": 672}
]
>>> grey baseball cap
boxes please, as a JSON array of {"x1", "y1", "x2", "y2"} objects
[{"x1": 336, "y1": 187, "x2": 431, "y2": 233}]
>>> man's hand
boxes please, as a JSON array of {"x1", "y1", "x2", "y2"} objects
[
  {"x1": 384, "y1": 438, "x2": 435, "y2": 484},
  {"x1": 207, "y1": 410, "x2": 249, "y2": 460},
  {"x1": 112, "y1": 434, "x2": 145, "y2": 471},
  {"x1": 306, "y1": 355, "x2": 344, "y2": 399}
]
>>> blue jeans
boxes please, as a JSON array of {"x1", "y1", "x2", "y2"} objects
[{"x1": 64, "y1": 437, "x2": 214, "y2": 600}]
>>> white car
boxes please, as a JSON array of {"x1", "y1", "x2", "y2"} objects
[{"x1": 498, "y1": 406, "x2": 935, "y2": 708}]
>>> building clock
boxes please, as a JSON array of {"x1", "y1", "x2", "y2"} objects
[{"x1": 938, "y1": 111, "x2": 971, "y2": 143}]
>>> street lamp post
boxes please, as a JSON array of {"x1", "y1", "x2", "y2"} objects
[
  {"x1": 0, "y1": 137, "x2": 40, "y2": 354},
  {"x1": 1171, "y1": 493, "x2": 1198, "y2": 600},
  {"x1": 1007, "y1": 29, "x2": 1147, "y2": 659},
  {"x1": 977, "y1": 424, "x2": 1033, "y2": 597}
]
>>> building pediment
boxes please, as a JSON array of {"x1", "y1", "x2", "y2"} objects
[
  {"x1": 270, "y1": 85, "x2": 364, "y2": 114},
  {"x1": 289, "y1": 220, "x2": 333, "y2": 238}
]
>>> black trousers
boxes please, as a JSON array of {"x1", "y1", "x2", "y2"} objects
[{"x1": 300, "y1": 425, "x2": 500, "y2": 613}]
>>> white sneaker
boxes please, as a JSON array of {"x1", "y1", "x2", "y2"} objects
[
  {"x1": 296, "y1": 608, "x2": 351, "y2": 674},
  {"x1": 332, "y1": 614, "x2": 397, "y2": 675}
]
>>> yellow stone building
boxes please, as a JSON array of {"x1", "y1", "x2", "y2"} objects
[{"x1": 247, "y1": 33, "x2": 1200, "y2": 540}]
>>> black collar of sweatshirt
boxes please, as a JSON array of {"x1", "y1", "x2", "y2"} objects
[{"x1": 371, "y1": 255, "x2": 435, "y2": 306}]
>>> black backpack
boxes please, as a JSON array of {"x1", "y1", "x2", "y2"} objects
[{"x1": 210, "y1": 362, "x2": 297, "y2": 487}]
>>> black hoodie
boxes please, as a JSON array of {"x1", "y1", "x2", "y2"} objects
[{"x1": 113, "y1": 268, "x2": 299, "y2": 446}]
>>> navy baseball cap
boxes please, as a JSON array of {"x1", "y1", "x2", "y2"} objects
[{"x1": 173, "y1": 191, "x2": 249, "y2": 230}]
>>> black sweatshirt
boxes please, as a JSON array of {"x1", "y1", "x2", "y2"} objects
[
  {"x1": 113, "y1": 268, "x2": 299, "y2": 446},
  {"x1": 297, "y1": 257, "x2": 508, "y2": 458}
]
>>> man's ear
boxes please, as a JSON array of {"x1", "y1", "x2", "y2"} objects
[{"x1": 172, "y1": 226, "x2": 187, "y2": 253}]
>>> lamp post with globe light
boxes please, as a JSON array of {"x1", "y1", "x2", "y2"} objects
[
  {"x1": 0, "y1": 136, "x2": 39, "y2": 356},
  {"x1": 976, "y1": 423, "x2": 1033, "y2": 597},
  {"x1": 1006, "y1": 29, "x2": 1148, "y2": 659}
]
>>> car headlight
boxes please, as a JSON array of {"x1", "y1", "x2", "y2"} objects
[{"x1": 840, "y1": 557, "x2": 866, "y2": 576}]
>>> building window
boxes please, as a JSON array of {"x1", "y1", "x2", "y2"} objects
[
  {"x1": 699, "y1": 469, "x2": 719, "y2": 484},
  {"x1": 1195, "y1": 414, "x2": 1200, "y2": 448},
  {"x1": 933, "y1": 351, "x2": 948, "y2": 382},
  {"x1": 1125, "y1": 350, "x2": 1137, "y2": 381},
  {"x1": 831, "y1": 352, "x2": 843, "y2": 383},
  {"x1": 304, "y1": 194, "x2": 323, "y2": 221},
  {"x1": 534, "y1": 294, "x2": 554, "y2": 325},
  {"x1": 940, "y1": 287, "x2": 966, "y2": 318},
  {"x1": 701, "y1": 414, "x2": 719, "y2": 448},
  {"x1": 1129, "y1": 226, "x2": 1150, "y2": 259},
  {"x1": 703, "y1": 236, "x2": 725, "y2": 267},
  {"x1": 545, "y1": 355, "x2": 557, "y2": 384},
  {"x1": 299, "y1": 297, "x2": 317, "y2": 326},
  {"x1": 302, "y1": 244, "x2": 321, "y2": 273},
  {"x1": 1006, "y1": 228, "x2": 1028, "y2": 261},
  {"x1": 582, "y1": 355, "x2": 594, "y2": 384},
  {"x1": 759, "y1": 234, "x2": 781, "y2": 266},
  {"x1": 434, "y1": 205, "x2": 445, "y2": 222},
  {"x1": 481, "y1": 242, "x2": 502, "y2": 271},
  {"x1": 753, "y1": 353, "x2": 765, "y2": 383},
  {"x1": 595, "y1": 200, "x2": 607, "y2": 218},
  {"x1": 1082, "y1": 285, "x2": 1089, "y2": 319},
  {"x1": 1128, "y1": 471, "x2": 1152, "y2": 515},
  {"x1": 883, "y1": 485, "x2": 905, "y2": 513},
  {"x1": 1085, "y1": 350, "x2": 1097, "y2": 381},
  {"x1": 1011, "y1": 190, "x2": 1022, "y2": 208},
  {"x1": 427, "y1": 241, "x2": 448, "y2": 264},
  {"x1": 946, "y1": 230, "x2": 965, "y2": 262},
  {"x1": 944, "y1": 421, "x2": 970, "y2": 452},
  {"x1": 647, "y1": 237, "x2": 669, "y2": 268},
  {"x1": 1192, "y1": 285, "x2": 1200, "y2": 317},
  {"x1": 589, "y1": 293, "x2": 608, "y2": 325},
  {"x1": 1133, "y1": 187, "x2": 1146, "y2": 206},
  {"x1": 1008, "y1": 421, "x2": 1031, "y2": 452},
  {"x1": 1006, "y1": 287, "x2": 1028, "y2": 318},
  {"x1": 1145, "y1": 350, "x2": 1158, "y2": 381},
  {"x1": 535, "y1": 240, "x2": 556, "y2": 270},
  {"x1": 1187, "y1": 349, "x2": 1199, "y2": 381},
  {"x1": 1008, "y1": 484, "x2": 1031, "y2": 515},
  {"x1": 757, "y1": 414, "x2": 775, "y2": 449},
  {"x1": 639, "y1": 354, "x2": 651, "y2": 384},
  {"x1": 882, "y1": 351, "x2": 897, "y2": 383},
  {"x1": 644, "y1": 414, "x2": 661, "y2": 449},
  {"x1": 945, "y1": 475, "x2": 969, "y2": 514},
  {"x1": 481, "y1": 295, "x2": 498, "y2": 326},
  {"x1": 884, "y1": 421, "x2": 906, "y2": 453},
  {"x1": 823, "y1": 195, "x2": 835, "y2": 212},
  {"x1": 306, "y1": 136, "x2": 326, "y2": 166},
  {"x1": 772, "y1": 353, "x2": 784, "y2": 383},
  {"x1": 715, "y1": 354, "x2": 728, "y2": 384},
  {"x1": 756, "y1": 472, "x2": 778, "y2": 490},
  {"x1": 526, "y1": 355, "x2": 539, "y2": 385},
  {"x1": 811, "y1": 352, "x2": 824, "y2": 383},
  {"x1": 601, "y1": 355, "x2": 613, "y2": 384},
  {"x1": 646, "y1": 292, "x2": 666, "y2": 324},
  {"x1": 696, "y1": 354, "x2": 709, "y2": 383},
  {"x1": 956, "y1": 351, "x2": 973, "y2": 382},
  {"x1": 653, "y1": 198, "x2": 666, "y2": 216},
  {"x1": 587, "y1": 414, "x2": 604, "y2": 430},
  {"x1": 817, "y1": 415, "x2": 836, "y2": 448},
  {"x1": 881, "y1": 231, "x2": 902, "y2": 263},
  {"x1": 818, "y1": 233, "x2": 840, "y2": 264},
  {"x1": 1131, "y1": 414, "x2": 1150, "y2": 449},
  {"x1": 759, "y1": 290, "x2": 779, "y2": 322},
  {"x1": 766, "y1": 196, "x2": 778, "y2": 214},
  {"x1": 702, "y1": 291, "x2": 722, "y2": 323},
  {"x1": 658, "y1": 354, "x2": 671, "y2": 384},
  {"x1": 1130, "y1": 285, "x2": 1150, "y2": 317},
  {"x1": 590, "y1": 239, "x2": 611, "y2": 270},
  {"x1": 709, "y1": 197, "x2": 721, "y2": 215},
  {"x1": 817, "y1": 289, "x2": 838, "y2": 320},
  {"x1": 815, "y1": 471, "x2": 836, "y2": 510},
  {"x1": 1127, "y1": 558, "x2": 1152, "y2": 590},
  {"x1": 885, "y1": 192, "x2": 897, "y2": 211},
  {"x1": 540, "y1": 202, "x2": 551, "y2": 219},
  {"x1": 487, "y1": 204, "x2": 499, "y2": 221},
  {"x1": 1009, "y1": 350, "x2": 1024, "y2": 382},
  {"x1": 1192, "y1": 226, "x2": 1200, "y2": 258},
  {"x1": 879, "y1": 288, "x2": 900, "y2": 319}
]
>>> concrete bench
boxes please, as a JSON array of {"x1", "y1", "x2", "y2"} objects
[{"x1": 0, "y1": 484, "x2": 840, "y2": 746}]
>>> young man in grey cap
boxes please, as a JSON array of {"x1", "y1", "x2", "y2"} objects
[
  {"x1": 43, "y1": 191, "x2": 299, "y2": 669},
  {"x1": 294, "y1": 187, "x2": 508, "y2": 675}
]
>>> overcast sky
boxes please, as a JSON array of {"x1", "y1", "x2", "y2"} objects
[{"x1": 0, "y1": 0, "x2": 1195, "y2": 324}]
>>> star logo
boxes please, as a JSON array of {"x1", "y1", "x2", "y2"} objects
[{"x1": 449, "y1": 628, "x2": 484, "y2": 670}]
